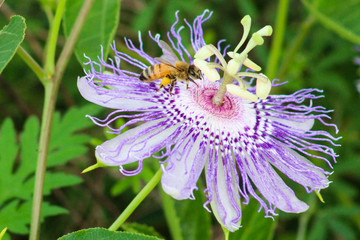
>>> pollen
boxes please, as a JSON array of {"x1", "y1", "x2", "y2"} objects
[{"x1": 161, "y1": 76, "x2": 172, "y2": 86}]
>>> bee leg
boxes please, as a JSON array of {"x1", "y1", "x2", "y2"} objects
[
  {"x1": 156, "y1": 84, "x2": 164, "y2": 92},
  {"x1": 169, "y1": 80, "x2": 177, "y2": 96}
]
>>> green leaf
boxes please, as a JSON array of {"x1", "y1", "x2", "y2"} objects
[
  {"x1": 229, "y1": 200, "x2": 276, "y2": 240},
  {"x1": 0, "y1": 15, "x2": 26, "y2": 74},
  {"x1": 0, "y1": 105, "x2": 102, "y2": 236},
  {"x1": 0, "y1": 200, "x2": 67, "y2": 235},
  {"x1": 58, "y1": 228, "x2": 163, "y2": 240},
  {"x1": 121, "y1": 223, "x2": 163, "y2": 239},
  {"x1": 302, "y1": 0, "x2": 360, "y2": 44},
  {"x1": 63, "y1": 0, "x2": 121, "y2": 70},
  {"x1": 43, "y1": 173, "x2": 83, "y2": 195}
]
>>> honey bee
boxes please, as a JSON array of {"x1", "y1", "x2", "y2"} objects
[{"x1": 139, "y1": 40, "x2": 202, "y2": 95}]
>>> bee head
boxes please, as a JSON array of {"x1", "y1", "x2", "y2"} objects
[{"x1": 188, "y1": 65, "x2": 202, "y2": 80}]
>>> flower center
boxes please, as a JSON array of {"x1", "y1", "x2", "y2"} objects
[{"x1": 190, "y1": 86, "x2": 240, "y2": 119}]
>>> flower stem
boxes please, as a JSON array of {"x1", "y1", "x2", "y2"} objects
[
  {"x1": 29, "y1": 82, "x2": 56, "y2": 240},
  {"x1": 16, "y1": 46, "x2": 46, "y2": 84},
  {"x1": 44, "y1": 0, "x2": 67, "y2": 76},
  {"x1": 296, "y1": 194, "x2": 316, "y2": 240},
  {"x1": 265, "y1": 0, "x2": 289, "y2": 79},
  {"x1": 29, "y1": 1, "x2": 95, "y2": 239},
  {"x1": 108, "y1": 169, "x2": 162, "y2": 231},
  {"x1": 160, "y1": 187, "x2": 183, "y2": 240}
]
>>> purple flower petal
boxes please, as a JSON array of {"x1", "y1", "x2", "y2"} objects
[
  {"x1": 161, "y1": 130, "x2": 206, "y2": 200},
  {"x1": 95, "y1": 120, "x2": 179, "y2": 168}
]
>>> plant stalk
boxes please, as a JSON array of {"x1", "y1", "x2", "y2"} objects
[
  {"x1": 29, "y1": 0, "x2": 95, "y2": 239},
  {"x1": 108, "y1": 169, "x2": 162, "y2": 231}
]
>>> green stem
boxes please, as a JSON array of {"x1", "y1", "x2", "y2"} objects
[
  {"x1": 108, "y1": 169, "x2": 162, "y2": 231},
  {"x1": 160, "y1": 187, "x2": 183, "y2": 240},
  {"x1": 29, "y1": 0, "x2": 95, "y2": 239},
  {"x1": 16, "y1": 46, "x2": 46, "y2": 84},
  {"x1": 265, "y1": 0, "x2": 289, "y2": 79},
  {"x1": 278, "y1": 16, "x2": 314, "y2": 80},
  {"x1": 296, "y1": 194, "x2": 317, "y2": 240},
  {"x1": 222, "y1": 226, "x2": 230, "y2": 240},
  {"x1": 54, "y1": 0, "x2": 95, "y2": 79},
  {"x1": 44, "y1": 0, "x2": 67, "y2": 76},
  {"x1": 29, "y1": 82, "x2": 56, "y2": 240}
]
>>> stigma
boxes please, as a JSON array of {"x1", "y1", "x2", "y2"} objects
[{"x1": 194, "y1": 15, "x2": 273, "y2": 103}]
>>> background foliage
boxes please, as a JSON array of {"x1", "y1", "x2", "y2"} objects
[{"x1": 0, "y1": 0, "x2": 359, "y2": 239}]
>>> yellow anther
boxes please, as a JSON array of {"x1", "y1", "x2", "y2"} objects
[
  {"x1": 256, "y1": 74, "x2": 271, "y2": 99},
  {"x1": 226, "y1": 84, "x2": 258, "y2": 102},
  {"x1": 227, "y1": 59, "x2": 243, "y2": 76},
  {"x1": 252, "y1": 33, "x2": 264, "y2": 45},
  {"x1": 256, "y1": 25, "x2": 273, "y2": 37},
  {"x1": 194, "y1": 59, "x2": 220, "y2": 82},
  {"x1": 243, "y1": 58, "x2": 262, "y2": 72},
  {"x1": 194, "y1": 45, "x2": 214, "y2": 60}
]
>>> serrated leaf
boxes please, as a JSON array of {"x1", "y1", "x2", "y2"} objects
[
  {"x1": 0, "y1": 105, "x2": 102, "y2": 236},
  {"x1": 58, "y1": 228, "x2": 163, "y2": 240},
  {"x1": 0, "y1": 15, "x2": 26, "y2": 74},
  {"x1": 302, "y1": 0, "x2": 360, "y2": 44},
  {"x1": 229, "y1": 200, "x2": 276, "y2": 240},
  {"x1": 50, "y1": 105, "x2": 102, "y2": 150},
  {"x1": 63, "y1": 0, "x2": 121, "y2": 70},
  {"x1": 43, "y1": 173, "x2": 83, "y2": 195},
  {"x1": 47, "y1": 145, "x2": 88, "y2": 167},
  {"x1": 0, "y1": 118, "x2": 18, "y2": 199},
  {"x1": 0, "y1": 200, "x2": 67, "y2": 235}
]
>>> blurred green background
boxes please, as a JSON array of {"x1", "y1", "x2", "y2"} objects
[{"x1": 0, "y1": 0, "x2": 359, "y2": 239}]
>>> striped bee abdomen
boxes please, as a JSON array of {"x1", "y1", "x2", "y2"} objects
[{"x1": 139, "y1": 64, "x2": 173, "y2": 82}]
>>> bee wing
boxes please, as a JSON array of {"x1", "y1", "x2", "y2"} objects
[{"x1": 155, "y1": 40, "x2": 179, "y2": 65}]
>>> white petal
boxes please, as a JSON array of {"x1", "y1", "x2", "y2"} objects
[
  {"x1": 242, "y1": 150, "x2": 309, "y2": 213},
  {"x1": 208, "y1": 146, "x2": 241, "y2": 231},
  {"x1": 77, "y1": 76, "x2": 157, "y2": 110},
  {"x1": 270, "y1": 146, "x2": 330, "y2": 189},
  {"x1": 95, "y1": 119, "x2": 177, "y2": 166},
  {"x1": 268, "y1": 116, "x2": 315, "y2": 132},
  {"x1": 161, "y1": 130, "x2": 206, "y2": 200}
]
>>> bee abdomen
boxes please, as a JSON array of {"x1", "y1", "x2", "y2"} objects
[{"x1": 139, "y1": 65, "x2": 167, "y2": 81}]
